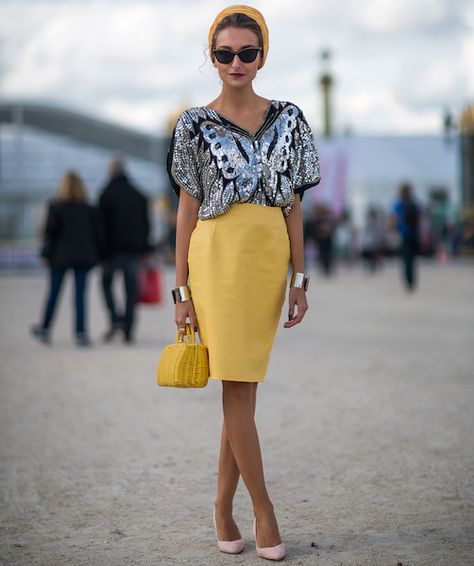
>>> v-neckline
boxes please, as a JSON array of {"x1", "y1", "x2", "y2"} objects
[{"x1": 204, "y1": 100, "x2": 275, "y2": 138}]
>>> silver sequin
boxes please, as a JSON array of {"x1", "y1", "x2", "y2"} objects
[{"x1": 167, "y1": 100, "x2": 320, "y2": 219}]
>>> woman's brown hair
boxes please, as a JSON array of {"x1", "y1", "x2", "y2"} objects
[{"x1": 57, "y1": 170, "x2": 87, "y2": 202}]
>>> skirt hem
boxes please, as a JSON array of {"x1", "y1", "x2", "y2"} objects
[{"x1": 210, "y1": 375, "x2": 265, "y2": 383}]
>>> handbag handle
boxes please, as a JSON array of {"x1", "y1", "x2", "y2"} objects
[{"x1": 176, "y1": 323, "x2": 197, "y2": 344}]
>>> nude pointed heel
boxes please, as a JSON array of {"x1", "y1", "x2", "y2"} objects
[
  {"x1": 253, "y1": 517, "x2": 286, "y2": 561},
  {"x1": 213, "y1": 509, "x2": 245, "y2": 554}
]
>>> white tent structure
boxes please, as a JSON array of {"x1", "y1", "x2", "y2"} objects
[{"x1": 305, "y1": 134, "x2": 459, "y2": 225}]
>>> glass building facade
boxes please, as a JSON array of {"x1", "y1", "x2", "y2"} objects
[{"x1": 0, "y1": 123, "x2": 165, "y2": 240}]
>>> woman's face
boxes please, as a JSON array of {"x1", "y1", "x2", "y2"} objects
[{"x1": 213, "y1": 26, "x2": 262, "y2": 88}]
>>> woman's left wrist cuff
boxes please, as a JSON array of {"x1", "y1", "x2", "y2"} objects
[{"x1": 290, "y1": 272, "x2": 310, "y2": 291}]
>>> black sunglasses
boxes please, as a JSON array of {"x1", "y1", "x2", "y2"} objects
[{"x1": 213, "y1": 47, "x2": 262, "y2": 64}]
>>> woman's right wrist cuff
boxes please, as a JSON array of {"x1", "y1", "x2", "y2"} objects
[{"x1": 172, "y1": 285, "x2": 192, "y2": 304}]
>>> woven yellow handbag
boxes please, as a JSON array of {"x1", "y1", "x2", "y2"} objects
[{"x1": 156, "y1": 324, "x2": 209, "y2": 388}]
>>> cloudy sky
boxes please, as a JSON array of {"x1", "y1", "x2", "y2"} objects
[{"x1": 1, "y1": 0, "x2": 473, "y2": 136}]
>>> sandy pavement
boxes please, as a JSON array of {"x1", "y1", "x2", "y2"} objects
[{"x1": 0, "y1": 261, "x2": 473, "y2": 566}]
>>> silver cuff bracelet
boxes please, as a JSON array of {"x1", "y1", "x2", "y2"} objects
[
  {"x1": 171, "y1": 285, "x2": 192, "y2": 304},
  {"x1": 290, "y1": 272, "x2": 310, "y2": 291}
]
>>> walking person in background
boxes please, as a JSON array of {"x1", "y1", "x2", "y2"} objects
[
  {"x1": 168, "y1": 6, "x2": 320, "y2": 560},
  {"x1": 361, "y1": 206, "x2": 385, "y2": 273},
  {"x1": 98, "y1": 158, "x2": 150, "y2": 344},
  {"x1": 391, "y1": 182, "x2": 420, "y2": 291},
  {"x1": 31, "y1": 171, "x2": 101, "y2": 346},
  {"x1": 313, "y1": 204, "x2": 335, "y2": 276}
]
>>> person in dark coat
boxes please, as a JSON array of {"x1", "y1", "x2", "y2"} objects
[
  {"x1": 31, "y1": 171, "x2": 102, "y2": 346},
  {"x1": 391, "y1": 182, "x2": 421, "y2": 291},
  {"x1": 312, "y1": 204, "x2": 335, "y2": 276},
  {"x1": 98, "y1": 158, "x2": 150, "y2": 343}
]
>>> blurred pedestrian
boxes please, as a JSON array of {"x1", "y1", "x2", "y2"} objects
[
  {"x1": 98, "y1": 158, "x2": 150, "y2": 343},
  {"x1": 31, "y1": 171, "x2": 101, "y2": 346},
  {"x1": 335, "y1": 209, "x2": 358, "y2": 267},
  {"x1": 313, "y1": 204, "x2": 335, "y2": 276},
  {"x1": 361, "y1": 206, "x2": 385, "y2": 273},
  {"x1": 391, "y1": 183, "x2": 420, "y2": 290}
]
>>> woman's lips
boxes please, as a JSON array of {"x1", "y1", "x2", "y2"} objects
[{"x1": 230, "y1": 73, "x2": 245, "y2": 77}]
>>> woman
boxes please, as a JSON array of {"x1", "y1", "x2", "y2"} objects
[
  {"x1": 31, "y1": 171, "x2": 102, "y2": 346},
  {"x1": 167, "y1": 6, "x2": 320, "y2": 560}
]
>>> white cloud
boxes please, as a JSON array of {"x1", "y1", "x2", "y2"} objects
[
  {"x1": 353, "y1": 0, "x2": 449, "y2": 34},
  {"x1": 340, "y1": 87, "x2": 442, "y2": 133}
]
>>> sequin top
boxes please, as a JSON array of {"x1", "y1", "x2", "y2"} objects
[{"x1": 167, "y1": 100, "x2": 320, "y2": 220}]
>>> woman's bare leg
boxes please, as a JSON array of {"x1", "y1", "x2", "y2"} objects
[
  {"x1": 214, "y1": 383, "x2": 257, "y2": 540},
  {"x1": 220, "y1": 380, "x2": 281, "y2": 548}
]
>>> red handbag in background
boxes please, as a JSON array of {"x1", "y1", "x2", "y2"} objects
[{"x1": 138, "y1": 268, "x2": 163, "y2": 305}]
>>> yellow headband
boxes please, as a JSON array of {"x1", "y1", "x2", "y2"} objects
[{"x1": 208, "y1": 5, "x2": 269, "y2": 67}]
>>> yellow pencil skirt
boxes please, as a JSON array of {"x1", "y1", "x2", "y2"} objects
[{"x1": 188, "y1": 203, "x2": 291, "y2": 382}]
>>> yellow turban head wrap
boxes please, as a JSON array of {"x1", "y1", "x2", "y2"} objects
[{"x1": 208, "y1": 5, "x2": 269, "y2": 67}]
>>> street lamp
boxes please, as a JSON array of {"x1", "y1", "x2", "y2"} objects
[{"x1": 319, "y1": 49, "x2": 334, "y2": 138}]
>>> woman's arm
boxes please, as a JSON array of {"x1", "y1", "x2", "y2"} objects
[
  {"x1": 40, "y1": 204, "x2": 60, "y2": 262},
  {"x1": 174, "y1": 190, "x2": 200, "y2": 332},
  {"x1": 283, "y1": 194, "x2": 309, "y2": 328},
  {"x1": 44, "y1": 204, "x2": 60, "y2": 241}
]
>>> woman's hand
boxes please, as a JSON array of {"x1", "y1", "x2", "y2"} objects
[
  {"x1": 175, "y1": 300, "x2": 199, "y2": 334},
  {"x1": 283, "y1": 287, "x2": 308, "y2": 328}
]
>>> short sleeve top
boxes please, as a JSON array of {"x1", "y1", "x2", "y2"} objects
[{"x1": 167, "y1": 100, "x2": 320, "y2": 220}]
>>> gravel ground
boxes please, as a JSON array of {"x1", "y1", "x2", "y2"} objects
[{"x1": 1, "y1": 260, "x2": 473, "y2": 566}]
